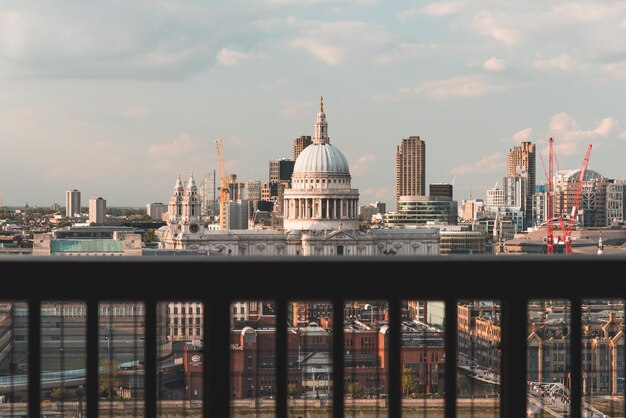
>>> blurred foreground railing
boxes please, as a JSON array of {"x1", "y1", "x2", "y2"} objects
[{"x1": 1, "y1": 254, "x2": 625, "y2": 418}]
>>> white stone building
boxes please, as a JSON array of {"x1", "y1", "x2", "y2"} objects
[{"x1": 156, "y1": 97, "x2": 440, "y2": 256}]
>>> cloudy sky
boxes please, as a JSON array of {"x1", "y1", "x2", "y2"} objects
[{"x1": 2, "y1": 0, "x2": 626, "y2": 208}]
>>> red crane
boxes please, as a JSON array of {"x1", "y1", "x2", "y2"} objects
[
  {"x1": 546, "y1": 137, "x2": 555, "y2": 255},
  {"x1": 560, "y1": 144, "x2": 592, "y2": 255}
]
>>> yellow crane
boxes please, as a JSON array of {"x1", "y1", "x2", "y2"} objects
[{"x1": 215, "y1": 138, "x2": 229, "y2": 229}]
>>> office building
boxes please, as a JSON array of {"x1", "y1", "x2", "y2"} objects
[
  {"x1": 146, "y1": 203, "x2": 167, "y2": 221},
  {"x1": 396, "y1": 136, "x2": 426, "y2": 210},
  {"x1": 429, "y1": 183, "x2": 453, "y2": 199},
  {"x1": 293, "y1": 135, "x2": 312, "y2": 160},
  {"x1": 89, "y1": 196, "x2": 106, "y2": 224},
  {"x1": 66, "y1": 189, "x2": 81, "y2": 218},
  {"x1": 507, "y1": 142, "x2": 535, "y2": 230}
]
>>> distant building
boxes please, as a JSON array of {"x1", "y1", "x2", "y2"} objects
[
  {"x1": 396, "y1": 136, "x2": 426, "y2": 210},
  {"x1": 146, "y1": 203, "x2": 167, "y2": 221},
  {"x1": 89, "y1": 196, "x2": 106, "y2": 224},
  {"x1": 507, "y1": 141, "x2": 535, "y2": 230},
  {"x1": 66, "y1": 189, "x2": 81, "y2": 218},
  {"x1": 383, "y1": 196, "x2": 458, "y2": 227},
  {"x1": 429, "y1": 183, "x2": 453, "y2": 199},
  {"x1": 32, "y1": 233, "x2": 143, "y2": 256},
  {"x1": 293, "y1": 135, "x2": 312, "y2": 160}
]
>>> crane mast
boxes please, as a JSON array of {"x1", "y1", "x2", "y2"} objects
[
  {"x1": 215, "y1": 138, "x2": 229, "y2": 230},
  {"x1": 546, "y1": 137, "x2": 554, "y2": 255}
]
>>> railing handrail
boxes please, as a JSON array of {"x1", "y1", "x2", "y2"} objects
[{"x1": 1, "y1": 254, "x2": 625, "y2": 418}]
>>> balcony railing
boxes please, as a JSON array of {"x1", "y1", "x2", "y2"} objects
[{"x1": 1, "y1": 254, "x2": 625, "y2": 417}]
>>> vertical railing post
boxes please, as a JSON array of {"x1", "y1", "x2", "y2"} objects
[
  {"x1": 28, "y1": 299, "x2": 41, "y2": 418},
  {"x1": 207, "y1": 298, "x2": 231, "y2": 417},
  {"x1": 570, "y1": 298, "x2": 582, "y2": 418},
  {"x1": 276, "y1": 299, "x2": 288, "y2": 418},
  {"x1": 501, "y1": 296, "x2": 527, "y2": 418},
  {"x1": 87, "y1": 300, "x2": 99, "y2": 418},
  {"x1": 444, "y1": 299, "x2": 457, "y2": 418},
  {"x1": 144, "y1": 299, "x2": 157, "y2": 418},
  {"x1": 388, "y1": 299, "x2": 401, "y2": 418},
  {"x1": 332, "y1": 298, "x2": 345, "y2": 418}
]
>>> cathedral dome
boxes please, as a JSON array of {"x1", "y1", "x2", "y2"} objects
[
  {"x1": 293, "y1": 143, "x2": 350, "y2": 174},
  {"x1": 292, "y1": 96, "x2": 350, "y2": 176}
]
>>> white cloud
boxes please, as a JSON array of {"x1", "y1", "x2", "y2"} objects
[
  {"x1": 548, "y1": 112, "x2": 618, "y2": 155},
  {"x1": 0, "y1": 4, "x2": 216, "y2": 79},
  {"x1": 289, "y1": 20, "x2": 396, "y2": 66},
  {"x1": 148, "y1": 134, "x2": 198, "y2": 158},
  {"x1": 483, "y1": 57, "x2": 506, "y2": 72},
  {"x1": 601, "y1": 60, "x2": 626, "y2": 78},
  {"x1": 471, "y1": 11, "x2": 521, "y2": 46},
  {"x1": 512, "y1": 128, "x2": 533, "y2": 143},
  {"x1": 619, "y1": 130, "x2": 626, "y2": 140},
  {"x1": 533, "y1": 55, "x2": 572, "y2": 71},
  {"x1": 416, "y1": 75, "x2": 509, "y2": 100},
  {"x1": 398, "y1": 2, "x2": 461, "y2": 19},
  {"x1": 349, "y1": 155, "x2": 376, "y2": 176},
  {"x1": 451, "y1": 152, "x2": 503, "y2": 175},
  {"x1": 422, "y1": 3, "x2": 463, "y2": 16},
  {"x1": 216, "y1": 48, "x2": 265, "y2": 67},
  {"x1": 374, "y1": 75, "x2": 511, "y2": 102}
]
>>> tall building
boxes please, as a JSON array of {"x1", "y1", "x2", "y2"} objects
[
  {"x1": 396, "y1": 136, "x2": 426, "y2": 210},
  {"x1": 65, "y1": 189, "x2": 81, "y2": 218},
  {"x1": 146, "y1": 202, "x2": 167, "y2": 221},
  {"x1": 88, "y1": 197, "x2": 106, "y2": 224},
  {"x1": 607, "y1": 179, "x2": 626, "y2": 225},
  {"x1": 507, "y1": 142, "x2": 536, "y2": 229},
  {"x1": 293, "y1": 135, "x2": 312, "y2": 160},
  {"x1": 199, "y1": 170, "x2": 218, "y2": 219}
]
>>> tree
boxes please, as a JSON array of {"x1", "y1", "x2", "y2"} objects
[
  {"x1": 457, "y1": 372, "x2": 472, "y2": 395},
  {"x1": 288, "y1": 383, "x2": 298, "y2": 399},
  {"x1": 50, "y1": 387, "x2": 68, "y2": 401},
  {"x1": 348, "y1": 382, "x2": 366, "y2": 399},
  {"x1": 145, "y1": 229, "x2": 155, "y2": 243},
  {"x1": 402, "y1": 367, "x2": 419, "y2": 396},
  {"x1": 99, "y1": 359, "x2": 122, "y2": 400}
]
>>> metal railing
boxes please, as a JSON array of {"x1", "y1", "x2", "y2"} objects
[{"x1": 1, "y1": 254, "x2": 625, "y2": 417}]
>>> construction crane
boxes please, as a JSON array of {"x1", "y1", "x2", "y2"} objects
[
  {"x1": 546, "y1": 137, "x2": 555, "y2": 255},
  {"x1": 538, "y1": 138, "x2": 556, "y2": 254},
  {"x1": 215, "y1": 137, "x2": 229, "y2": 229},
  {"x1": 560, "y1": 144, "x2": 592, "y2": 255}
]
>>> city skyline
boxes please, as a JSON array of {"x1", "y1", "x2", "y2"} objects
[{"x1": 1, "y1": 1, "x2": 626, "y2": 207}]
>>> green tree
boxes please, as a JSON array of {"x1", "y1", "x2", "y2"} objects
[
  {"x1": 288, "y1": 383, "x2": 298, "y2": 399},
  {"x1": 457, "y1": 372, "x2": 471, "y2": 395},
  {"x1": 348, "y1": 382, "x2": 366, "y2": 399},
  {"x1": 50, "y1": 387, "x2": 67, "y2": 401},
  {"x1": 99, "y1": 359, "x2": 122, "y2": 400},
  {"x1": 145, "y1": 229, "x2": 155, "y2": 243},
  {"x1": 402, "y1": 367, "x2": 419, "y2": 396}
]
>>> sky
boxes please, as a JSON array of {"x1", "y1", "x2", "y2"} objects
[{"x1": 2, "y1": 0, "x2": 626, "y2": 208}]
